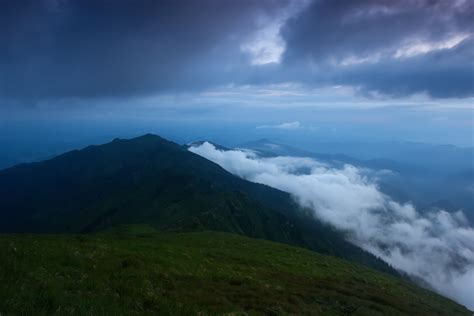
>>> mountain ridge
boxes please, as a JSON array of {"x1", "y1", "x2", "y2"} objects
[{"x1": 0, "y1": 133, "x2": 394, "y2": 274}]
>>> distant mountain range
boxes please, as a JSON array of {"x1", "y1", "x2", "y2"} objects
[{"x1": 286, "y1": 139, "x2": 474, "y2": 170}]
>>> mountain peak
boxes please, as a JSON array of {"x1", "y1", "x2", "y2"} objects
[
  {"x1": 131, "y1": 133, "x2": 169, "y2": 143},
  {"x1": 108, "y1": 134, "x2": 180, "y2": 151}
]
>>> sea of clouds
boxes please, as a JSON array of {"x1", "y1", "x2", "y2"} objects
[{"x1": 189, "y1": 142, "x2": 474, "y2": 309}]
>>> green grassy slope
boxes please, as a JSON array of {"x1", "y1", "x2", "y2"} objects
[{"x1": 0, "y1": 226, "x2": 470, "y2": 315}]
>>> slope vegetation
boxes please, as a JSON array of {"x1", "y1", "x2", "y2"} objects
[{"x1": 0, "y1": 226, "x2": 470, "y2": 315}]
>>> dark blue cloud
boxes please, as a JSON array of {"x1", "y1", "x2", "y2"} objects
[
  {"x1": 334, "y1": 37, "x2": 474, "y2": 98},
  {"x1": 0, "y1": 0, "x2": 472, "y2": 102},
  {"x1": 281, "y1": 0, "x2": 474, "y2": 98},
  {"x1": 0, "y1": 0, "x2": 284, "y2": 100}
]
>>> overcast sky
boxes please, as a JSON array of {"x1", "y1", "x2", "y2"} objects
[{"x1": 0, "y1": 0, "x2": 473, "y2": 146}]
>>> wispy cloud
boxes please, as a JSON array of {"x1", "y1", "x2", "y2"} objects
[{"x1": 256, "y1": 121, "x2": 301, "y2": 130}]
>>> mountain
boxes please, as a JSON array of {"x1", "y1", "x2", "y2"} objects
[
  {"x1": 238, "y1": 138, "x2": 362, "y2": 166},
  {"x1": 0, "y1": 134, "x2": 392, "y2": 273},
  {"x1": 0, "y1": 225, "x2": 470, "y2": 315},
  {"x1": 238, "y1": 138, "x2": 424, "y2": 174},
  {"x1": 290, "y1": 140, "x2": 474, "y2": 171}
]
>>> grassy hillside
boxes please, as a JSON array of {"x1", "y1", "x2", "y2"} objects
[
  {"x1": 0, "y1": 226, "x2": 469, "y2": 315},
  {"x1": 0, "y1": 134, "x2": 393, "y2": 274}
]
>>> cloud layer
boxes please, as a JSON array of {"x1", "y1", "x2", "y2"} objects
[
  {"x1": 189, "y1": 142, "x2": 474, "y2": 309},
  {"x1": 0, "y1": 0, "x2": 287, "y2": 99},
  {"x1": 0, "y1": 0, "x2": 472, "y2": 101},
  {"x1": 256, "y1": 121, "x2": 301, "y2": 130},
  {"x1": 282, "y1": 0, "x2": 474, "y2": 98}
]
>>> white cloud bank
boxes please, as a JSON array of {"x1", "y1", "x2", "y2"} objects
[{"x1": 189, "y1": 142, "x2": 474, "y2": 309}]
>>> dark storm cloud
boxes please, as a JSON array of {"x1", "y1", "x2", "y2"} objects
[
  {"x1": 0, "y1": 0, "x2": 472, "y2": 101},
  {"x1": 281, "y1": 0, "x2": 474, "y2": 98},
  {"x1": 0, "y1": 0, "x2": 285, "y2": 100},
  {"x1": 334, "y1": 37, "x2": 474, "y2": 98},
  {"x1": 283, "y1": 0, "x2": 472, "y2": 62}
]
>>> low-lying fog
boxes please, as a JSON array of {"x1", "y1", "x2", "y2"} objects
[{"x1": 190, "y1": 142, "x2": 474, "y2": 309}]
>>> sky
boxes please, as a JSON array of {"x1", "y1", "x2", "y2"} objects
[{"x1": 0, "y1": 0, "x2": 473, "y2": 151}]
